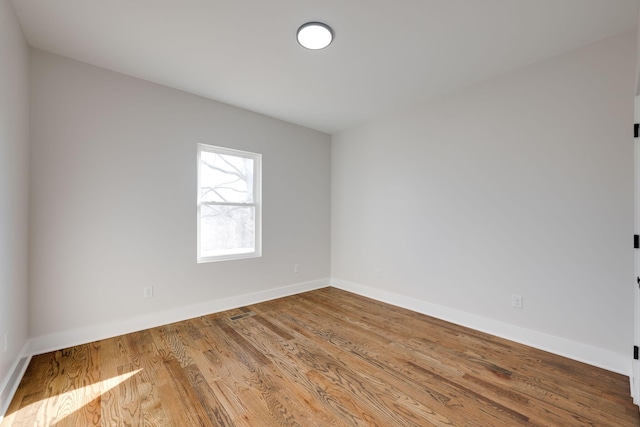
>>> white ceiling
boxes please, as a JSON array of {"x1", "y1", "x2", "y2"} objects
[{"x1": 10, "y1": 0, "x2": 639, "y2": 134}]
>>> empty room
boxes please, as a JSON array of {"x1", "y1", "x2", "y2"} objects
[{"x1": 2, "y1": 0, "x2": 640, "y2": 425}]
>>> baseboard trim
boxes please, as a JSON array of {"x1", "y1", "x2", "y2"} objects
[
  {"x1": 331, "y1": 278, "x2": 630, "y2": 376},
  {"x1": 8, "y1": 277, "x2": 630, "y2": 419},
  {"x1": 27, "y1": 278, "x2": 329, "y2": 357},
  {"x1": 0, "y1": 344, "x2": 31, "y2": 420}
]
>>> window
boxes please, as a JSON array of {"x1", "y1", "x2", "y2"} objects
[{"x1": 197, "y1": 144, "x2": 262, "y2": 263}]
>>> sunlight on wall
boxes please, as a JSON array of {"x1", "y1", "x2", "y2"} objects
[{"x1": 3, "y1": 369, "x2": 141, "y2": 426}]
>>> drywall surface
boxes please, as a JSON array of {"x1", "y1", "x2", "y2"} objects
[
  {"x1": 29, "y1": 50, "x2": 330, "y2": 338},
  {"x1": 0, "y1": 0, "x2": 30, "y2": 405},
  {"x1": 332, "y1": 32, "x2": 635, "y2": 360}
]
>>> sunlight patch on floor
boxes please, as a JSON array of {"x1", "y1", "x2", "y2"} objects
[{"x1": 4, "y1": 369, "x2": 141, "y2": 426}]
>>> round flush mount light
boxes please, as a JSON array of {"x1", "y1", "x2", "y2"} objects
[{"x1": 297, "y1": 22, "x2": 334, "y2": 50}]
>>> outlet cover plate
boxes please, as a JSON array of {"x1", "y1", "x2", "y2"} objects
[{"x1": 512, "y1": 294, "x2": 523, "y2": 309}]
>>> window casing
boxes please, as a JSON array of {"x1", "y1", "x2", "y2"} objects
[{"x1": 197, "y1": 144, "x2": 262, "y2": 263}]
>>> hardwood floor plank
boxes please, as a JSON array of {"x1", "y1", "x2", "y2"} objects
[
  {"x1": 183, "y1": 363, "x2": 236, "y2": 426},
  {"x1": 253, "y1": 300, "x2": 513, "y2": 427},
  {"x1": 207, "y1": 320, "x2": 351, "y2": 426},
  {"x1": 163, "y1": 357, "x2": 211, "y2": 426},
  {"x1": 302, "y1": 288, "x2": 638, "y2": 426},
  {"x1": 2, "y1": 287, "x2": 639, "y2": 426},
  {"x1": 200, "y1": 317, "x2": 330, "y2": 426}
]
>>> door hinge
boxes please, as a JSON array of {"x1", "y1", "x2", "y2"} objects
[
  {"x1": 634, "y1": 346, "x2": 638, "y2": 360},
  {"x1": 635, "y1": 235, "x2": 639, "y2": 249},
  {"x1": 635, "y1": 123, "x2": 639, "y2": 138}
]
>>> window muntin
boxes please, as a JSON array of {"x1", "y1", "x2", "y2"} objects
[{"x1": 197, "y1": 144, "x2": 261, "y2": 262}]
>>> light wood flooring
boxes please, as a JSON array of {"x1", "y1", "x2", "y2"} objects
[{"x1": 2, "y1": 287, "x2": 639, "y2": 426}]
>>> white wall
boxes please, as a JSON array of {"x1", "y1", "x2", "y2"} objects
[
  {"x1": 29, "y1": 50, "x2": 331, "y2": 343},
  {"x1": 0, "y1": 0, "x2": 30, "y2": 410},
  {"x1": 332, "y1": 32, "x2": 636, "y2": 372},
  {"x1": 15, "y1": 8, "x2": 639, "y2": 382}
]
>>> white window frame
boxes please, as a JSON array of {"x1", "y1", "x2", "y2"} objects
[{"x1": 197, "y1": 143, "x2": 262, "y2": 263}]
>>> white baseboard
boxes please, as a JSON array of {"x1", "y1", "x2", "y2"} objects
[
  {"x1": 27, "y1": 278, "x2": 329, "y2": 357},
  {"x1": 0, "y1": 343, "x2": 31, "y2": 421},
  {"x1": 1, "y1": 278, "x2": 328, "y2": 420},
  {"x1": 331, "y1": 278, "x2": 630, "y2": 376},
  {"x1": 4, "y1": 277, "x2": 629, "y2": 420}
]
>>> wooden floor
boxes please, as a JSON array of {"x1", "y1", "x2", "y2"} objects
[{"x1": 2, "y1": 287, "x2": 639, "y2": 426}]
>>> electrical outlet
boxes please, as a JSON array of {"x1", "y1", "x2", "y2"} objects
[
  {"x1": 144, "y1": 286, "x2": 153, "y2": 298},
  {"x1": 294, "y1": 264, "x2": 299, "y2": 273},
  {"x1": 374, "y1": 268, "x2": 380, "y2": 278},
  {"x1": 512, "y1": 294, "x2": 523, "y2": 309}
]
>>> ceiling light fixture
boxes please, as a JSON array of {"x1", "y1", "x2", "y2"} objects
[{"x1": 297, "y1": 22, "x2": 333, "y2": 50}]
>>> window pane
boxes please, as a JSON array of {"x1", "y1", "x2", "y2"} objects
[
  {"x1": 200, "y1": 205, "x2": 255, "y2": 257},
  {"x1": 199, "y1": 151, "x2": 254, "y2": 203}
]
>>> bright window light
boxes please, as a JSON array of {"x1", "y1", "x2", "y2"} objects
[{"x1": 197, "y1": 144, "x2": 262, "y2": 263}]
